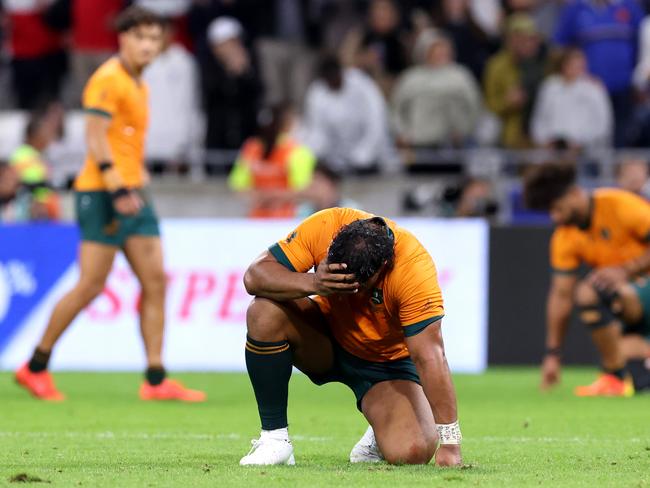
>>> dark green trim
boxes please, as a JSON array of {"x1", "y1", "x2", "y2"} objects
[
  {"x1": 644, "y1": 231, "x2": 650, "y2": 243},
  {"x1": 403, "y1": 315, "x2": 444, "y2": 337},
  {"x1": 84, "y1": 107, "x2": 112, "y2": 118},
  {"x1": 551, "y1": 267, "x2": 579, "y2": 275},
  {"x1": 268, "y1": 243, "x2": 296, "y2": 272}
]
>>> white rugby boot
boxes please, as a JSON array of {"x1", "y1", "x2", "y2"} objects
[
  {"x1": 239, "y1": 429, "x2": 296, "y2": 466},
  {"x1": 349, "y1": 425, "x2": 383, "y2": 463}
]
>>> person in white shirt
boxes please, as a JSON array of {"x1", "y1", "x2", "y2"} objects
[
  {"x1": 391, "y1": 30, "x2": 481, "y2": 148},
  {"x1": 302, "y1": 55, "x2": 397, "y2": 174},
  {"x1": 531, "y1": 48, "x2": 612, "y2": 149},
  {"x1": 143, "y1": 20, "x2": 203, "y2": 170}
]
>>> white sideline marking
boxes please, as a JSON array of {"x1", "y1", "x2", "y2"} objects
[{"x1": 0, "y1": 431, "x2": 333, "y2": 442}]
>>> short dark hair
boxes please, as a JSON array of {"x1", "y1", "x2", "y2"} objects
[
  {"x1": 523, "y1": 162, "x2": 577, "y2": 211},
  {"x1": 114, "y1": 6, "x2": 164, "y2": 33},
  {"x1": 327, "y1": 217, "x2": 395, "y2": 284}
]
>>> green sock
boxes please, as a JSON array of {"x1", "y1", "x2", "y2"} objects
[{"x1": 245, "y1": 335, "x2": 292, "y2": 430}]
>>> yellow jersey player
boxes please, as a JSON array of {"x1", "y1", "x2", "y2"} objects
[
  {"x1": 524, "y1": 162, "x2": 650, "y2": 397},
  {"x1": 15, "y1": 7, "x2": 205, "y2": 402},
  {"x1": 239, "y1": 207, "x2": 462, "y2": 466}
]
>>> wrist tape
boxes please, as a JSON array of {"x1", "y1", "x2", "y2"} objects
[{"x1": 437, "y1": 421, "x2": 462, "y2": 445}]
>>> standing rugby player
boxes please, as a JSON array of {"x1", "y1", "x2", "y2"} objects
[{"x1": 15, "y1": 7, "x2": 205, "y2": 402}]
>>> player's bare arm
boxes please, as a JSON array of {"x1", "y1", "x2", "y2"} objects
[
  {"x1": 405, "y1": 321, "x2": 462, "y2": 467},
  {"x1": 86, "y1": 114, "x2": 142, "y2": 216},
  {"x1": 542, "y1": 273, "x2": 577, "y2": 390},
  {"x1": 244, "y1": 250, "x2": 360, "y2": 300}
]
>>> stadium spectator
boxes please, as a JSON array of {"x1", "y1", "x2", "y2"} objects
[
  {"x1": 5, "y1": 0, "x2": 69, "y2": 109},
  {"x1": 631, "y1": 15, "x2": 650, "y2": 147},
  {"x1": 340, "y1": 0, "x2": 409, "y2": 96},
  {"x1": 202, "y1": 17, "x2": 262, "y2": 170},
  {"x1": 616, "y1": 157, "x2": 650, "y2": 198},
  {"x1": 469, "y1": 0, "x2": 502, "y2": 38},
  {"x1": 531, "y1": 49, "x2": 612, "y2": 149},
  {"x1": 502, "y1": 0, "x2": 563, "y2": 39},
  {"x1": 9, "y1": 108, "x2": 61, "y2": 221},
  {"x1": 135, "y1": 0, "x2": 193, "y2": 50},
  {"x1": 554, "y1": 0, "x2": 645, "y2": 147},
  {"x1": 143, "y1": 19, "x2": 203, "y2": 173},
  {"x1": 70, "y1": 0, "x2": 122, "y2": 99},
  {"x1": 0, "y1": 164, "x2": 19, "y2": 211},
  {"x1": 454, "y1": 178, "x2": 498, "y2": 219},
  {"x1": 296, "y1": 163, "x2": 360, "y2": 218},
  {"x1": 253, "y1": 0, "x2": 324, "y2": 106},
  {"x1": 484, "y1": 14, "x2": 547, "y2": 149},
  {"x1": 392, "y1": 30, "x2": 481, "y2": 149},
  {"x1": 430, "y1": 0, "x2": 495, "y2": 80},
  {"x1": 303, "y1": 56, "x2": 397, "y2": 174},
  {"x1": 228, "y1": 103, "x2": 316, "y2": 218}
]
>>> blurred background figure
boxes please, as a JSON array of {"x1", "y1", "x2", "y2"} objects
[
  {"x1": 254, "y1": 0, "x2": 323, "y2": 106},
  {"x1": 453, "y1": 178, "x2": 498, "y2": 219},
  {"x1": 616, "y1": 157, "x2": 650, "y2": 198},
  {"x1": 430, "y1": 0, "x2": 495, "y2": 81},
  {"x1": 5, "y1": 0, "x2": 68, "y2": 109},
  {"x1": 202, "y1": 16, "x2": 262, "y2": 173},
  {"x1": 296, "y1": 162, "x2": 359, "y2": 218},
  {"x1": 9, "y1": 106, "x2": 62, "y2": 221},
  {"x1": 392, "y1": 30, "x2": 481, "y2": 149},
  {"x1": 484, "y1": 13, "x2": 547, "y2": 149},
  {"x1": 0, "y1": 164, "x2": 20, "y2": 215},
  {"x1": 340, "y1": 0, "x2": 409, "y2": 97},
  {"x1": 70, "y1": 0, "x2": 122, "y2": 102},
  {"x1": 531, "y1": 49, "x2": 612, "y2": 150},
  {"x1": 302, "y1": 55, "x2": 396, "y2": 175},
  {"x1": 143, "y1": 18, "x2": 203, "y2": 174},
  {"x1": 554, "y1": 0, "x2": 644, "y2": 147},
  {"x1": 228, "y1": 103, "x2": 315, "y2": 218}
]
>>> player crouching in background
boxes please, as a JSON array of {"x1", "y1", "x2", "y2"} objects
[{"x1": 524, "y1": 162, "x2": 650, "y2": 396}]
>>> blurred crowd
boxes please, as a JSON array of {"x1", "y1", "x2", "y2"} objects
[{"x1": 3, "y1": 0, "x2": 650, "y2": 220}]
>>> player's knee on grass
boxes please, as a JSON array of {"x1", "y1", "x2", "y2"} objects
[
  {"x1": 246, "y1": 297, "x2": 290, "y2": 342},
  {"x1": 381, "y1": 433, "x2": 437, "y2": 465}
]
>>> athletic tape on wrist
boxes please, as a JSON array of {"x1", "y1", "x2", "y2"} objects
[{"x1": 437, "y1": 421, "x2": 462, "y2": 445}]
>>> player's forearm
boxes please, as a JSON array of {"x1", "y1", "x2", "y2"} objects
[
  {"x1": 623, "y1": 249, "x2": 650, "y2": 277},
  {"x1": 546, "y1": 291, "x2": 573, "y2": 350},
  {"x1": 244, "y1": 262, "x2": 316, "y2": 300},
  {"x1": 86, "y1": 121, "x2": 125, "y2": 191},
  {"x1": 413, "y1": 348, "x2": 458, "y2": 424}
]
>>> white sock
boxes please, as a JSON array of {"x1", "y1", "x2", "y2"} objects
[{"x1": 261, "y1": 427, "x2": 289, "y2": 442}]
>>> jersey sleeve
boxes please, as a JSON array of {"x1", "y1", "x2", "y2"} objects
[
  {"x1": 394, "y1": 245, "x2": 445, "y2": 338},
  {"x1": 83, "y1": 73, "x2": 121, "y2": 118},
  {"x1": 268, "y1": 209, "x2": 338, "y2": 273},
  {"x1": 550, "y1": 229, "x2": 581, "y2": 273},
  {"x1": 617, "y1": 192, "x2": 650, "y2": 242}
]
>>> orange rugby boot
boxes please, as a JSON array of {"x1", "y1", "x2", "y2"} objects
[
  {"x1": 574, "y1": 373, "x2": 634, "y2": 397},
  {"x1": 15, "y1": 363, "x2": 65, "y2": 401},
  {"x1": 139, "y1": 379, "x2": 206, "y2": 402}
]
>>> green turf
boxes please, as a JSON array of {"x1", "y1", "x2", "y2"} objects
[{"x1": 0, "y1": 368, "x2": 649, "y2": 487}]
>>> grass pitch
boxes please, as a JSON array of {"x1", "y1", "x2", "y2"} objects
[{"x1": 1, "y1": 368, "x2": 649, "y2": 487}]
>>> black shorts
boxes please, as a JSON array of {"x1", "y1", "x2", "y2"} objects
[{"x1": 306, "y1": 340, "x2": 421, "y2": 411}]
